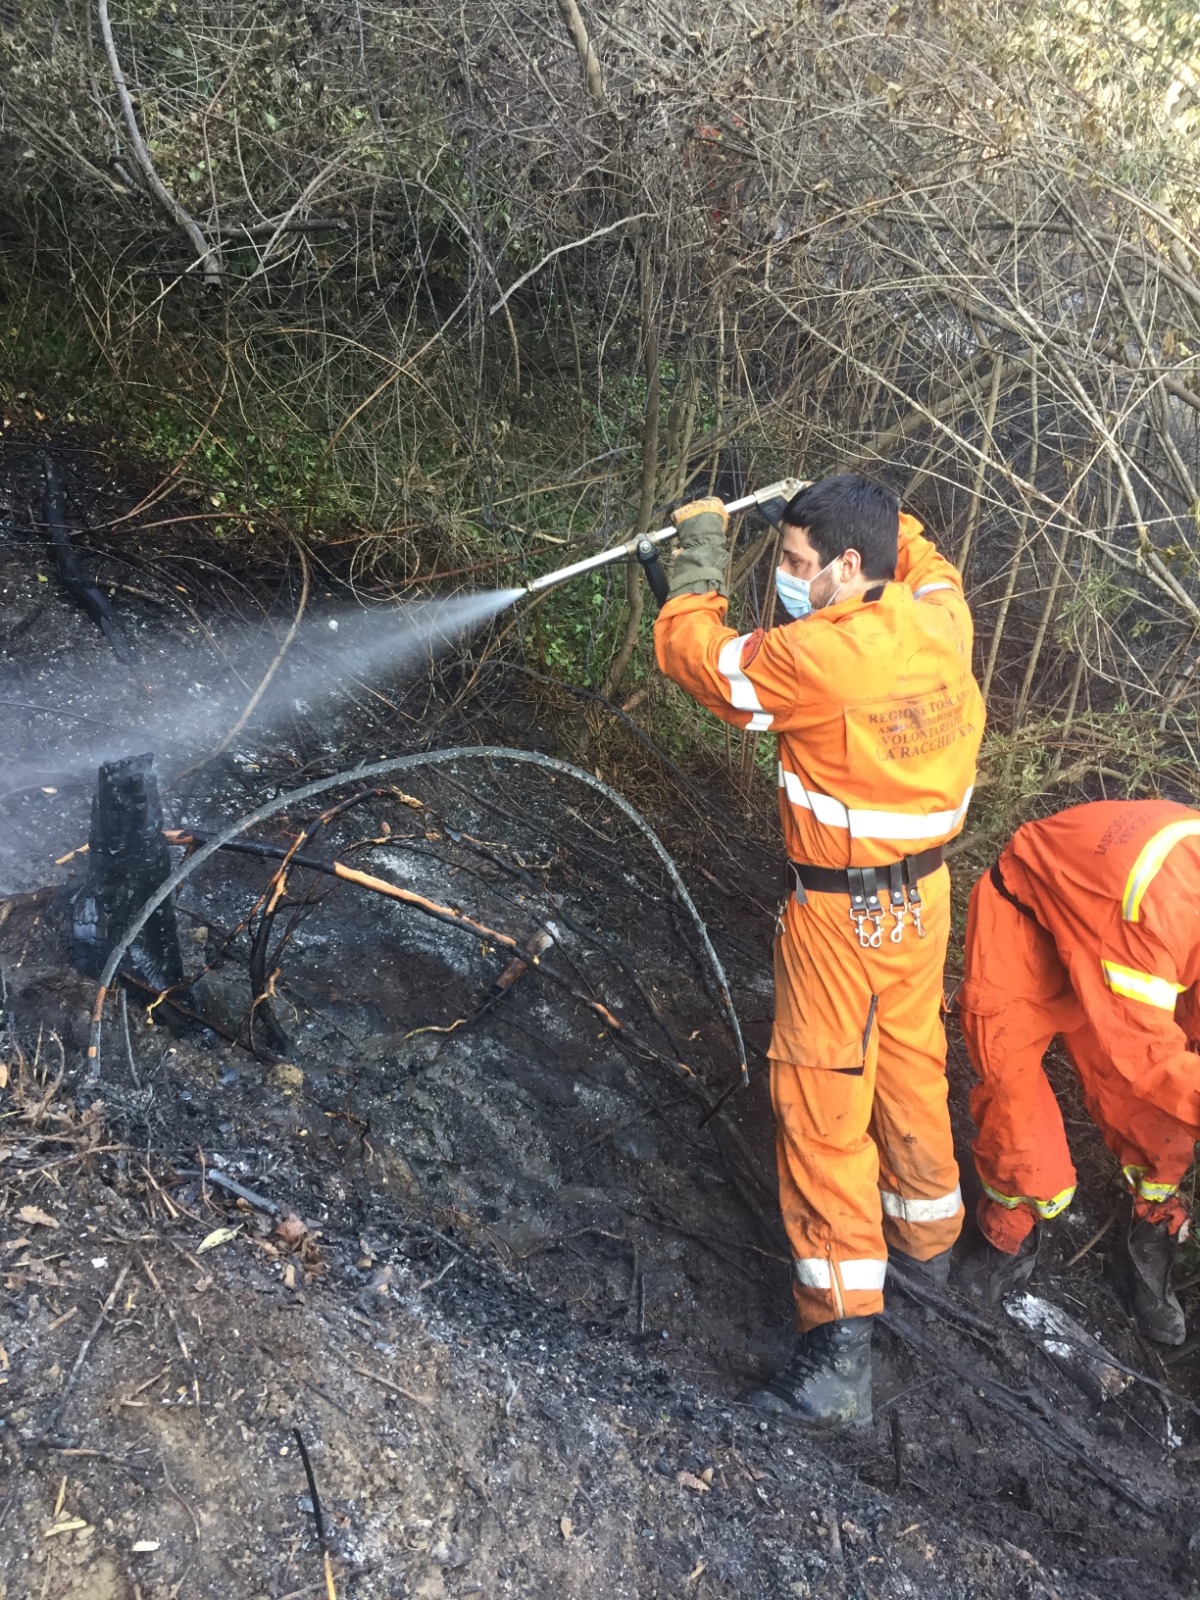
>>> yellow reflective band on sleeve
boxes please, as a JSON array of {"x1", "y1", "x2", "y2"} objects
[
  {"x1": 1101, "y1": 960, "x2": 1186, "y2": 1011},
  {"x1": 1121, "y1": 819, "x2": 1200, "y2": 922},
  {"x1": 981, "y1": 1180, "x2": 1076, "y2": 1219},
  {"x1": 1121, "y1": 1165, "x2": 1180, "y2": 1203}
]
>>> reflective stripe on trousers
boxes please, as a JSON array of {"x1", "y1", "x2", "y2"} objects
[
  {"x1": 1122, "y1": 1164, "x2": 1180, "y2": 1203},
  {"x1": 981, "y1": 1179, "x2": 1076, "y2": 1219},
  {"x1": 880, "y1": 1184, "x2": 962, "y2": 1223},
  {"x1": 794, "y1": 1258, "x2": 888, "y2": 1292}
]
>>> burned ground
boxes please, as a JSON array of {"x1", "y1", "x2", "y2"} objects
[{"x1": 2, "y1": 435, "x2": 1199, "y2": 1600}]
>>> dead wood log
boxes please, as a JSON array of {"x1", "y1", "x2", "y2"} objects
[
  {"x1": 166, "y1": 828, "x2": 693, "y2": 1077},
  {"x1": 88, "y1": 748, "x2": 746, "y2": 1100},
  {"x1": 881, "y1": 1309, "x2": 1160, "y2": 1517}
]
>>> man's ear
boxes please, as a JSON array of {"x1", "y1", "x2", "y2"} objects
[{"x1": 842, "y1": 547, "x2": 864, "y2": 579}]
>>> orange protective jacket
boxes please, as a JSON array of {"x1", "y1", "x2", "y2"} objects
[
  {"x1": 656, "y1": 513, "x2": 982, "y2": 1328},
  {"x1": 654, "y1": 514, "x2": 984, "y2": 870},
  {"x1": 962, "y1": 800, "x2": 1200, "y2": 1142}
]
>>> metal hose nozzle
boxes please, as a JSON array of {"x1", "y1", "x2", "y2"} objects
[{"x1": 520, "y1": 478, "x2": 807, "y2": 599}]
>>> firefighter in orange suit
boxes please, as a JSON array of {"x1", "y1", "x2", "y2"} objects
[
  {"x1": 654, "y1": 474, "x2": 984, "y2": 1427},
  {"x1": 959, "y1": 799, "x2": 1200, "y2": 1343}
]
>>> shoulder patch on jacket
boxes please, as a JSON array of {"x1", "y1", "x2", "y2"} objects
[{"x1": 740, "y1": 628, "x2": 765, "y2": 668}]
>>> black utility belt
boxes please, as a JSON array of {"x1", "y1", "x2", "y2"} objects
[{"x1": 785, "y1": 847, "x2": 944, "y2": 947}]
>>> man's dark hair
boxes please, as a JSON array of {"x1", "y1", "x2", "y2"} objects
[{"x1": 780, "y1": 474, "x2": 899, "y2": 581}]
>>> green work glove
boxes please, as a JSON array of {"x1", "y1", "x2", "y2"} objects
[{"x1": 668, "y1": 496, "x2": 730, "y2": 598}]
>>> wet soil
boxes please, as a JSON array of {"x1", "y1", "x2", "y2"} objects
[{"x1": 2, "y1": 430, "x2": 1199, "y2": 1600}]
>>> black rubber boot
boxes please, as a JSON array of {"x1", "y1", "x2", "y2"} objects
[
  {"x1": 745, "y1": 1317, "x2": 873, "y2": 1429},
  {"x1": 1126, "y1": 1217, "x2": 1186, "y2": 1345},
  {"x1": 961, "y1": 1230, "x2": 1039, "y2": 1302},
  {"x1": 888, "y1": 1247, "x2": 952, "y2": 1291}
]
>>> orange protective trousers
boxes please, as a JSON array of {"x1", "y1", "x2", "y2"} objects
[
  {"x1": 771, "y1": 864, "x2": 964, "y2": 1330},
  {"x1": 959, "y1": 868, "x2": 1197, "y2": 1252}
]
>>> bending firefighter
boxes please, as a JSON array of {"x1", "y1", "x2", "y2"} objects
[
  {"x1": 655, "y1": 474, "x2": 983, "y2": 1427},
  {"x1": 959, "y1": 799, "x2": 1200, "y2": 1344}
]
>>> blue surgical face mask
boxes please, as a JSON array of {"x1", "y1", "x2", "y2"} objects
[
  {"x1": 775, "y1": 557, "x2": 842, "y2": 620},
  {"x1": 775, "y1": 568, "x2": 814, "y2": 619}
]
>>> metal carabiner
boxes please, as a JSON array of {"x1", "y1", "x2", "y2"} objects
[{"x1": 849, "y1": 907, "x2": 872, "y2": 948}]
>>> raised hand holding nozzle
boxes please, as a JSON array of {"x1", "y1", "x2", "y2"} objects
[
  {"x1": 521, "y1": 478, "x2": 807, "y2": 603},
  {"x1": 666, "y1": 496, "x2": 730, "y2": 598}
]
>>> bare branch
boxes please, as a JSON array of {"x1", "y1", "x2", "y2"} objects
[{"x1": 95, "y1": 0, "x2": 220, "y2": 285}]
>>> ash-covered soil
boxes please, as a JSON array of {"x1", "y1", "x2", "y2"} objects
[{"x1": 2, "y1": 430, "x2": 1199, "y2": 1600}]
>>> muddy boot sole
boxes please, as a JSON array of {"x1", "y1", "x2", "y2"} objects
[{"x1": 744, "y1": 1383, "x2": 874, "y2": 1429}]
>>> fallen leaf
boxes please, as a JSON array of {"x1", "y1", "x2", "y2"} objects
[
  {"x1": 267, "y1": 1062, "x2": 304, "y2": 1094},
  {"x1": 701, "y1": 1467, "x2": 714, "y2": 1486},
  {"x1": 274, "y1": 1213, "x2": 309, "y2": 1248},
  {"x1": 282, "y1": 1262, "x2": 297, "y2": 1290},
  {"x1": 0, "y1": 1345, "x2": 8, "y2": 1371},
  {"x1": 44, "y1": 1519, "x2": 89, "y2": 1537},
  {"x1": 559, "y1": 1516, "x2": 573, "y2": 1541},
  {"x1": 0, "y1": 1061, "x2": 7, "y2": 1088},
  {"x1": 1, "y1": 1238, "x2": 32, "y2": 1252},
  {"x1": 196, "y1": 1225, "x2": 241, "y2": 1253},
  {"x1": 131, "y1": 1539, "x2": 161, "y2": 1553},
  {"x1": 17, "y1": 1206, "x2": 58, "y2": 1229},
  {"x1": 676, "y1": 1471, "x2": 711, "y2": 1494}
]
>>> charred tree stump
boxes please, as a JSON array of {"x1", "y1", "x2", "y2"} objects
[{"x1": 74, "y1": 754, "x2": 186, "y2": 999}]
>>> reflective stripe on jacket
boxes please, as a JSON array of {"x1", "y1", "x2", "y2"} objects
[{"x1": 654, "y1": 513, "x2": 984, "y2": 868}]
